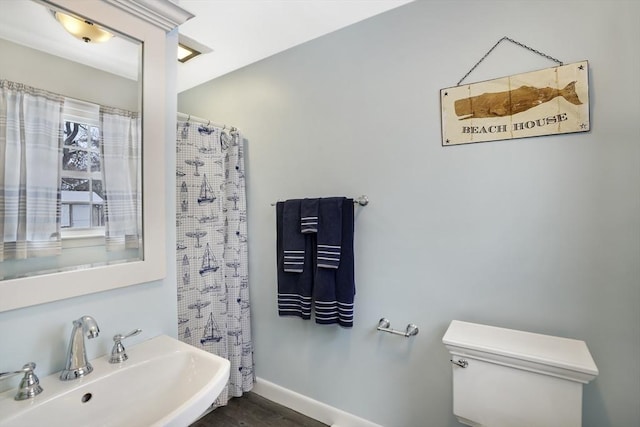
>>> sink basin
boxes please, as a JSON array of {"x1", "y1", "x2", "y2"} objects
[{"x1": 0, "y1": 335, "x2": 230, "y2": 427}]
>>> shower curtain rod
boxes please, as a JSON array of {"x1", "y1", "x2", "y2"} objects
[{"x1": 177, "y1": 112, "x2": 236, "y2": 131}]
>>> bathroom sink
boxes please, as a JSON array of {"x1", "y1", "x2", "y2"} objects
[{"x1": 0, "y1": 335, "x2": 230, "y2": 427}]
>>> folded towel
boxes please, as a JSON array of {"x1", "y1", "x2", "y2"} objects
[
  {"x1": 317, "y1": 198, "x2": 343, "y2": 269},
  {"x1": 277, "y1": 201, "x2": 313, "y2": 319},
  {"x1": 300, "y1": 198, "x2": 319, "y2": 234},
  {"x1": 282, "y1": 199, "x2": 305, "y2": 273}
]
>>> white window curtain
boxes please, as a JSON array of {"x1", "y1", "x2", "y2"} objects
[
  {"x1": 100, "y1": 106, "x2": 141, "y2": 251},
  {"x1": 0, "y1": 80, "x2": 63, "y2": 261}
]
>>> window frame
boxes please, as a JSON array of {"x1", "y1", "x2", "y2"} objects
[{"x1": 60, "y1": 98, "x2": 106, "y2": 239}]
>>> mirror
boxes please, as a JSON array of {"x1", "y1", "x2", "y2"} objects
[
  {"x1": 0, "y1": 0, "x2": 175, "y2": 311},
  {"x1": 0, "y1": 0, "x2": 143, "y2": 281}
]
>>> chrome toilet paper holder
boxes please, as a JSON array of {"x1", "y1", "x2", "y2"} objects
[{"x1": 376, "y1": 318, "x2": 419, "y2": 338}]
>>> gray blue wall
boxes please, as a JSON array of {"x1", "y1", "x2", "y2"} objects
[
  {"x1": 179, "y1": 1, "x2": 640, "y2": 426},
  {"x1": 0, "y1": 38, "x2": 139, "y2": 111}
]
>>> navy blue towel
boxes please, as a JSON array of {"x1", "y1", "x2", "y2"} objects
[
  {"x1": 282, "y1": 199, "x2": 305, "y2": 273},
  {"x1": 300, "y1": 198, "x2": 319, "y2": 234},
  {"x1": 277, "y1": 201, "x2": 313, "y2": 319},
  {"x1": 314, "y1": 198, "x2": 355, "y2": 327},
  {"x1": 317, "y1": 197, "x2": 343, "y2": 269}
]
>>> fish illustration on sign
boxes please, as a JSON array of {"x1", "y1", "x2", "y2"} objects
[
  {"x1": 440, "y1": 60, "x2": 590, "y2": 146},
  {"x1": 454, "y1": 81, "x2": 582, "y2": 119}
]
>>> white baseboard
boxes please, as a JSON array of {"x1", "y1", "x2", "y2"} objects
[{"x1": 252, "y1": 377, "x2": 383, "y2": 427}]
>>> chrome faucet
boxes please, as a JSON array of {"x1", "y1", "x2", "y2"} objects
[
  {"x1": 0, "y1": 362, "x2": 43, "y2": 400},
  {"x1": 60, "y1": 315, "x2": 100, "y2": 381},
  {"x1": 109, "y1": 328, "x2": 142, "y2": 364}
]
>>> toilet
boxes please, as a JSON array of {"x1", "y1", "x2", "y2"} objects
[{"x1": 442, "y1": 320, "x2": 598, "y2": 427}]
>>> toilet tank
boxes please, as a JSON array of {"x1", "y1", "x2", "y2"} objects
[{"x1": 442, "y1": 320, "x2": 598, "y2": 427}]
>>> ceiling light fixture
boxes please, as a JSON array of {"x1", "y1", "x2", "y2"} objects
[
  {"x1": 178, "y1": 43, "x2": 201, "y2": 63},
  {"x1": 55, "y1": 11, "x2": 113, "y2": 43}
]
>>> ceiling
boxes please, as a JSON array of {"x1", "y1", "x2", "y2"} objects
[
  {"x1": 176, "y1": 0, "x2": 413, "y2": 92},
  {"x1": 0, "y1": 0, "x2": 413, "y2": 92},
  {"x1": 0, "y1": 1, "x2": 140, "y2": 80}
]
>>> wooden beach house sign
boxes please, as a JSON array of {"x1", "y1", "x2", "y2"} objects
[{"x1": 441, "y1": 61, "x2": 589, "y2": 146}]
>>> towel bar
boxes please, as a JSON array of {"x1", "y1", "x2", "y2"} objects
[
  {"x1": 376, "y1": 318, "x2": 419, "y2": 338},
  {"x1": 271, "y1": 195, "x2": 369, "y2": 207}
]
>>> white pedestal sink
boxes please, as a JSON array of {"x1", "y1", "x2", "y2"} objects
[{"x1": 0, "y1": 335, "x2": 230, "y2": 427}]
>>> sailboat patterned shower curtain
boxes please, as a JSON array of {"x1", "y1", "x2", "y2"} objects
[{"x1": 175, "y1": 118, "x2": 254, "y2": 406}]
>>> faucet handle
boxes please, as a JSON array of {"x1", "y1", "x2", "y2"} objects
[
  {"x1": 109, "y1": 329, "x2": 142, "y2": 364},
  {"x1": 0, "y1": 362, "x2": 44, "y2": 400}
]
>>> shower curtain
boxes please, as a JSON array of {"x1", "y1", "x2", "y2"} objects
[{"x1": 175, "y1": 116, "x2": 254, "y2": 406}]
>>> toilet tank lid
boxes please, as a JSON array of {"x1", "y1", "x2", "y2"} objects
[{"x1": 442, "y1": 320, "x2": 598, "y2": 378}]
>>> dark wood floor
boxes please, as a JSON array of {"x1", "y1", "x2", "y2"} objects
[{"x1": 191, "y1": 392, "x2": 329, "y2": 427}]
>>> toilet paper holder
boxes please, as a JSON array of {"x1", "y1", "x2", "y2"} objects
[{"x1": 377, "y1": 318, "x2": 419, "y2": 338}]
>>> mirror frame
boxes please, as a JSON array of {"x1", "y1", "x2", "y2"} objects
[{"x1": 0, "y1": 0, "x2": 192, "y2": 312}]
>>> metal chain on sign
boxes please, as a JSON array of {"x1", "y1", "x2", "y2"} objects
[{"x1": 457, "y1": 36, "x2": 564, "y2": 86}]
